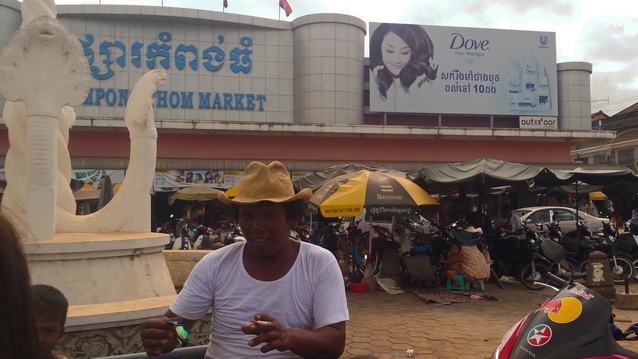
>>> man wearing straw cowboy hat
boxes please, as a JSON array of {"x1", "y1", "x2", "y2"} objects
[{"x1": 141, "y1": 161, "x2": 348, "y2": 358}]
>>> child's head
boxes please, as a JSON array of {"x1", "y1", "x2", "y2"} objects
[{"x1": 32, "y1": 284, "x2": 68, "y2": 358}]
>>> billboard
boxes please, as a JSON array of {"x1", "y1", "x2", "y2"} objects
[{"x1": 369, "y1": 23, "x2": 557, "y2": 116}]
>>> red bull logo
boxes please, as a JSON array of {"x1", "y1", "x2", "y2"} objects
[
  {"x1": 535, "y1": 299, "x2": 562, "y2": 314},
  {"x1": 534, "y1": 297, "x2": 582, "y2": 324}
]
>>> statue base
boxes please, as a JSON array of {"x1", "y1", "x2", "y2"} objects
[{"x1": 24, "y1": 232, "x2": 178, "y2": 357}]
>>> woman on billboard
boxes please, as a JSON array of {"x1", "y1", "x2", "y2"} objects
[{"x1": 369, "y1": 23, "x2": 438, "y2": 112}]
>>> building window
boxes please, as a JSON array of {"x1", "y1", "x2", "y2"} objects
[
  {"x1": 618, "y1": 148, "x2": 634, "y2": 168},
  {"x1": 593, "y1": 155, "x2": 606, "y2": 164}
]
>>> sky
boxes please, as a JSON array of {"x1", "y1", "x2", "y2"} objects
[{"x1": 56, "y1": 0, "x2": 638, "y2": 116}]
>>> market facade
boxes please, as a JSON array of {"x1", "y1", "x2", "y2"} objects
[{"x1": 0, "y1": 0, "x2": 616, "y2": 219}]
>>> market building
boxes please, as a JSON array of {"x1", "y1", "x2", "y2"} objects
[
  {"x1": 0, "y1": 0, "x2": 618, "y2": 222},
  {"x1": 575, "y1": 103, "x2": 638, "y2": 172}
]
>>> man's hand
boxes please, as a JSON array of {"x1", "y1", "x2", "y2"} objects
[
  {"x1": 242, "y1": 314, "x2": 345, "y2": 358},
  {"x1": 140, "y1": 316, "x2": 181, "y2": 356}
]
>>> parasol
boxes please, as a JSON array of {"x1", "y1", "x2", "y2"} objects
[{"x1": 168, "y1": 186, "x2": 221, "y2": 205}]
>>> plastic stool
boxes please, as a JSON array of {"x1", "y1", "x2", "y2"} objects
[
  {"x1": 464, "y1": 277, "x2": 485, "y2": 292},
  {"x1": 445, "y1": 274, "x2": 465, "y2": 292}
]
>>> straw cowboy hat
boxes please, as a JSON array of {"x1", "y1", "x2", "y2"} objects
[{"x1": 218, "y1": 161, "x2": 312, "y2": 205}]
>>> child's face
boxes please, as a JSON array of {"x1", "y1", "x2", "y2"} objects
[{"x1": 36, "y1": 313, "x2": 64, "y2": 357}]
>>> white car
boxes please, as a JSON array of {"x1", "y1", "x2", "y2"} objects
[
  {"x1": 352, "y1": 212, "x2": 433, "y2": 237},
  {"x1": 511, "y1": 206, "x2": 610, "y2": 234}
]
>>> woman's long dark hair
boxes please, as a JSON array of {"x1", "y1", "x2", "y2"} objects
[
  {"x1": 0, "y1": 213, "x2": 42, "y2": 359},
  {"x1": 370, "y1": 23, "x2": 438, "y2": 99}
]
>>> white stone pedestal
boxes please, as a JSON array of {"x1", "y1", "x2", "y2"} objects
[
  {"x1": 24, "y1": 232, "x2": 176, "y2": 306},
  {"x1": 23, "y1": 232, "x2": 179, "y2": 356}
]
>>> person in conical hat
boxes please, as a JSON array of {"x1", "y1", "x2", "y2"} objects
[{"x1": 141, "y1": 161, "x2": 348, "y2": 358}]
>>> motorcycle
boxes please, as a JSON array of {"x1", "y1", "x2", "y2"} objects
[
  {"x1": 535, "y1": 221, "x2": 578, "y2": 274},
  {"x1": 173, "y1": 217, "x2": 191, "y2": 250},
  {"x1": 223, "y1": 222, "x2": 246, "y2": 245},
  {"x1": 191, "y1": 225, "x2": 223, "y2": 250},
  {"x1": 567, "y1": 221, "x2": 634, "y2": 284},
  {"x1": 156, "y1": 214, "x2": 178, "y2": 250},
  {"x1": 489, "y1": 221, "x2": 553, "y2": 290},
  {"x1": 391, "y1": 215, "x2": 432, "y2": 255},
  {"x1": 492, "y1": 273, "x2": 638, "y2": 358},
  {"x1": 318, "y1": 221, "x2": 344, "y2": 257},
  {"x1": 290, "y1": 226, "x2": 312, "y2": 242},
  {"x1": 616, "y1": 220, "x2": 638, "y2": 283},
  {"x1": 367, "y1": 223, "x2": 395, "y2": 277}
]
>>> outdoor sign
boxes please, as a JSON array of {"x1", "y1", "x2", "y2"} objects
[
  {"x1": 369, "y1": 23, "x2": 557, "y2": 116},
  {"x1": 153, "y1": 169, "x2": 289, "y2": 192},
  {"x1": 1, "y1": 168, "x2": 305, "y2": 193},
  {"x1": 519, "y1": 116, "x2": 558, "y2": 129},
  {"x1": 76, "y1": 29, "x2": 264, "y2": 115},
  {"x1": 154, "y1": 170, "x2": 230, "y2": 192},
  {"x1": 24, "y1": 14, "x2": 294, "y2": 123}
]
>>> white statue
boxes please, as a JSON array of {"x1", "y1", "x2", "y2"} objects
[{"x1": 0, "y1": 0, "x2": 166, "y2": 239}]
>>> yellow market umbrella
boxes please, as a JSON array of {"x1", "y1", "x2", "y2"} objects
[
  {"x1": 168, "y1": 186, "x2": 221, "y2": 205},
  {"x1": 224, "y1": 186, "x2": 237, "y2": 198},
  {"x1": 589, "y1": 191, "x2": 607, "y2": 201},
  {"x1": 81, "y1": 183, "x2": 96, "y2": 190},
  {"x1": 309, "y1": 170, "x2": 439, "y2": 270},
  {"x1": 308, "y1": 170, "x2": 439, "y2": 218}
]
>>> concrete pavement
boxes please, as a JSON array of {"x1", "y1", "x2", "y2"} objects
[{"x1": 342, "y1": 277, "x2": 638, "y2": 358}]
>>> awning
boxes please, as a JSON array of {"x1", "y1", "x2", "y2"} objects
[{"x1": 292, "y1": 163, "x2": 408, "y2": 192}]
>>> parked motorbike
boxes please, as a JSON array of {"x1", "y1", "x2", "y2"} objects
[
  {"x1": 191, "y1": 225, "x2": 223, "y2": 250},
  {"x1": 156, "y1": 214, "x2": 178, "y2": 250},
  {"x1": 492, "y1": 274, "x2": 638, "y2": 359},
  {"x1": 391, "y1": 215, "x2": 431, "y2": 255},
  {"x1": 367, "y1": 223, "x2": 395, "y2": 277},
  {"x1": 535, "y1": 221, "x2": 578, "y2": 273},
  {"x1": 567, "y1": 221, "x2": 634, "y2": 284},
  {"x1": 617, "y1": 220, "x2": 638, "y2": 283},
  {"x1": 223, "y1": 222, "x2": 246, "y2": 245},
  {"x1": 540, "y1": 220, "x2": 563, "y2": 242},
  {"x1": 174, "y1": 218, "x2": 191, "y2": 250},
  {"x1": 290, "y1": 226, "x2": 312, "y2": 242},
  {"x1": 489, "y1": 221, "x2": 552, "y2": 290}
]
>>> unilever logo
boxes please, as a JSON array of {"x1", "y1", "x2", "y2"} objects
[{"x1": 539, "y1": 35, "x2": 549, "y2": 48}]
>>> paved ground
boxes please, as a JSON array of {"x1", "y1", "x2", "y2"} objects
[{"x1": 342, "y1": 277, "x2": 638, "y2": 358}]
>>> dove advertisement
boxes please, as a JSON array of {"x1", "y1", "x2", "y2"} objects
[{"x1": 369, "y1": 23, "x2": 557, "y2": 117}]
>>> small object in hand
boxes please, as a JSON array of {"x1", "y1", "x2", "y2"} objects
[
  {"x1": 168, "y1": 320, "x2": 189, "y2": 347},
  {"x1": 250, "y1": 319, "x2": 273, "y2": 326}
]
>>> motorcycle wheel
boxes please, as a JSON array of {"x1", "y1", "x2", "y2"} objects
[
  {"x1": 579, "y1": 256, "x2": 634, "y2": 284},
  {"x1": 548, "y1": 257, "x2": 577, "y2": 276},
  {"x1": 633, "y1": 258, "x2": 638, "y2": 283},
  {"x1": 610, "y1": 256, "x2": 634, "y2": 284},
  {"x1": 368, "y1": 254, "x2": 382, "y2": 277},
  {"x1": 519, "y1": 261, "x2": 551, "y2": 290}
]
